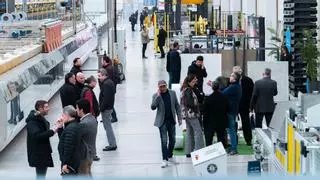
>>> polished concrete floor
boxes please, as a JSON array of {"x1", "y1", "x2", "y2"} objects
[{"x1": 0, "y1": 22, "x2": 254, "y2": 178}]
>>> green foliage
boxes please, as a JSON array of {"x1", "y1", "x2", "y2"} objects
[
  {"x1": 267, "y1": 28, "x2": 282, "y2": 60},
  {"x1": 299, "y1": 30, "x2": 320, "y2": 81}
]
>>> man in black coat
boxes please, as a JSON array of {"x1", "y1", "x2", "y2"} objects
[
  {"x1": 166, "y1": 42, "x2": 181, "y2": 89},
  {"x1": 60, "y1": 73, "x2": 77, "y2": 108},
  {"x1": 26, "y1": 100, "x2": 61, "y2": 178},
  {"x1": 58, "y1": 105, "x2": 81, "y2": 176},
  {"x1": 187, "y1": 56, "x2": 208, "y2": 92},
  {"x1": 70, "y1": 58, "x2": 82, "y2": 75},
  {"x1": 98, "y1": 68, "x2": 117, "y2": 151},
  {"x1": 233, "y1": 66, "x2": 254, "y2": 146},
  {"x1": 129, "y1": 13, "x2": 137, "y2": 31},
  {"x1": 75, "y1": 72, "x2": 86, "y2": 101},
  {"x1": 250, "y1": 68, "x2": 278, "y2": 128},
  {"x1": 101, "y1": 56, "x2": 118, "y2": 123},
  {"x1": 203, "y1": 81, "x2": 229, "y2": 147},
  {"x1": 158, "y1": 27, "x2": 167, "y2": 58}
]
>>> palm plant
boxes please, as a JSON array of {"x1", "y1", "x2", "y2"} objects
[
  {"x1": 267, "y1": 27, "x2": 282, "y2": 61},
  {"x1": 299, "y1": 30, "x2": 319, "y2": 81}
]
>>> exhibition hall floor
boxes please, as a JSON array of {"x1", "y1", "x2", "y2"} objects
[{"x1": 0, "y1": 22, "x2": 254, "y2": 178}]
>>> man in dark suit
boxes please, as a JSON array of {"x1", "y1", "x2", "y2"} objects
[
  {"x1": 203, "y1": 81, "x2": 229, "y2": 148},
  {"x1": 157, "y1": 27, "x2": 167, "y2": 58},
  {"x1": 166, "y1": 42, "x2": 181, "y2": 89},
  {"x1": 250, "y1": 68, "x2": 278, "y2": 128},
  {"x1": 233, "y1": 66, "x2": 254, "y2": 146}
]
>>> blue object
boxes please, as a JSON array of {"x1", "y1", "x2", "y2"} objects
[
  {"x1": 285, "y1": 27, "x2": 291, "y2": 53},
  {"x1": 11, "y1": 31, "x2": 19, "y2": 38},
  {"x1": 247, "y1": 160, "x2": 261, "y2": 176},
  {"x1": 306, "y1": 78, "x2": 310, "y2": 93},
  {"x1": 19, "y1": 30, "x2": 26, "y2": 36}
]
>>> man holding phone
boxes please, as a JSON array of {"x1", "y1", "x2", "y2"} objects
[{"x1": 151, "y1": 80, "x2": 182, "y2": 168}]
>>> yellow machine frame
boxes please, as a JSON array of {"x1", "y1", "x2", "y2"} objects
[{"x1": 153, "y1": 12, "x2": 169, "y2": 53}]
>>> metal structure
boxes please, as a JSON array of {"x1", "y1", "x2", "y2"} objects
[{"x1": 254, "y1": 93, "x2": 320, "y2": 175}]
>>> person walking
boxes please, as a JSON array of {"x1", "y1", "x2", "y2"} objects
[
  {"x1": 180, "y1": 75, "x2": 204, "y2": 158},
  {"x1": 70, "y1": 58, "x2": 82, "y2": 75},
  {"x1": 233, "y1": 66, "x2": 254, "y2": 146},
  {"x1": 98, "y1": 69, "x2": 117, "y2": 151},
  {"x1": 157, "y1": 27, "x2": 167, "y2": 58},
  {"x1": 166, "y1": 42, "x2": 181, "y2": 89},
  {"x1": 60, "y1": 73, "x2": 77, "y2": 108},
  {"x1": 129, "y1": 13, "x2": 137, "y2": 31},
  {"x1": 187, "y1": 56, "x2": 208, "y2": 92},
  {"x1": 203, "y1": 81, "x2": 229, "y2": 147},
  {"x1": 75, "y1": 72, "x2": 86, "y2": 101},
  {"x1": 26, "y1": 100, "x2": 62, "y2": 179},
  {"x1": 76, "y1": 99, "x2": 98, "y2": 176},
  {"x1": 151, "y1": 80, "x2": 182, "y2": 168},
  {"x1": 250, "y1": 68, "x2": 278, "y2": 128},
  {"x1": 222, "y1": 72, "x2": 242, "y2": 155},
  {"x1": 58, "y1": 106, "x2": 81, "y2": 176},
  {"x1": 141, "y1": 26, "x2": 150, "y2": 59}
]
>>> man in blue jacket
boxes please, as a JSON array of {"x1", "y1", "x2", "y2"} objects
[{"x1": 223, "y1": 72, "x2": 242, "y2": 155}]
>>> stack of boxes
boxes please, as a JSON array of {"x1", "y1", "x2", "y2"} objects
[{"x1": 284, "y1": 0, "x2": 318, "y2": 97}]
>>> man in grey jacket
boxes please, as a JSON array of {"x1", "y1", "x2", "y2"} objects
[
  {"x1": 250, "y1": 68, "x2": 278, "y2": 128},
  {"x1": 151, "y1": 80, "x2": 182, "y2": 168},
  {"x1": 76, "y1": 99, "x2": 98, "y2": 176}
]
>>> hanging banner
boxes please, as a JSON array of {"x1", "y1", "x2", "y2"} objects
[{"x1": 285, "y1": 27, "x2": 291, "y2": 53}]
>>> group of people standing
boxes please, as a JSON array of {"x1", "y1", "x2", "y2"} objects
[
  {"x1": 26, "y1": 56, "x2": 121, "y2": 178},
  {"x1": 153, "y1": 45, "x2": 278, "y2": 167}
]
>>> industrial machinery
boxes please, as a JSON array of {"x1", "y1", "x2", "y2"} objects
[{"x1": 254, "y1": 93, "x2": 320, "y2": 175}]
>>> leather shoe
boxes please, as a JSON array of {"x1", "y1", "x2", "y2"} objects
[
  {"x1": 93, "y1": 156, "x2": 100, "y2": 161},
  {"x1": 103, "y1": 146, "x2": 117, "y2": 151}
]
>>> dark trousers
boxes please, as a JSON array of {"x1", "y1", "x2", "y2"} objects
[
  {"x1": 239, "y1": 110, "x2": 252, "y2": 144},
  {"x1": 142, "y1": 43, "x2": 147, "y2": 57},
  {"x1": 159, "y1": 45, "x2": 165, "y2": 57},
  {"x1": 255, "y1": 112, "x2": 274, "y2": 128},
  {"x1": 168, "y1": 72, "x2": 180, "y2": 89},
  {"x1": 131, "y1": 23, "x2": 135, "y2": 31},
  {"x1": 159, "y1": 121, "x2": 176, "y2": 161},
  {"x1": 35, "y1": 167, "x2": 48, "y2": 179},
  {"x1": 111, "y1": 107, "x2": 118, "y2": 122},
  {"x1": 204, "y1": 128, "x2": 226, "y2": 147}
]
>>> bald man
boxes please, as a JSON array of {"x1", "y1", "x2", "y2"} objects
[
  {"x1": 75, "y1": 72, "x2": 86, "y2": 101},
  {"x1": 233, "y1": 66, "x2": 254, "y2": 146}
]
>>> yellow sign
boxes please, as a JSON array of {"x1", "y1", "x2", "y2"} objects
[{"x1": 182, "y1": 0, "x2": 204, "y2": 4}]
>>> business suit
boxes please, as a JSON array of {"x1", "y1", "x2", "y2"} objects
[
  {"x1": 78, "y1": 113, "x2": 98, "y2": 176},
  {"x1": 250, "y1": 77, "x2": 278, "y2": 128},
  {"x1": 151, "y1": 90, "x2": 182, "y2": 161}
]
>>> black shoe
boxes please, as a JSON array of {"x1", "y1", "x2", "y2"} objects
[
  {"x1": 93, "y1": 156, "x2": 100, "y2": 161},
  {"x1": 247, "y1": 142, "x2": 252, "y2": 146},
  {"x1": 100, "y1": 120, "x2": 103, "y2": 123},
  {"x1": 103, "y1": 146, "x2": 117, "y2": 151},
  {"x1": 143, "y1": 56, "x2": 148, "y2": 59},
  {"x1": 186, "y1": 154, "x2": 191, "y2": 158},
  {"x1": 111, "y1": 118, "x2": 118, "y2": 123}
]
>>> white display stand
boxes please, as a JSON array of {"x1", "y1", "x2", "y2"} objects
[
  {"x1": 191, "y1": 142, "x2": 227, "y2": 176},
  {"x1": 180, "y1": 54, "x2": 222, "y2": 96}
]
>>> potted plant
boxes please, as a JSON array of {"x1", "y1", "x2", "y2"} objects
[
  {"x1": 267, "y1": 27, "x2": 282, "y2": 61},
  {"x1": 299, "y1": 29, "x2": 320, "y2": 92}
]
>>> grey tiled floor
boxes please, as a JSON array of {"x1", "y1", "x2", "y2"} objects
[{"x1": 0, "y1": 21, "x2": 254, "y2": 178}]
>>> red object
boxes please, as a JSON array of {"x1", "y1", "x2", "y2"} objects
[
  {"x1": 84, "y1": 90, "x2": 95, "y2": 117},
  {"x1": 195, "y1": 155, "x2": 199, "y2": 160}
]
